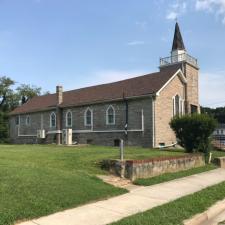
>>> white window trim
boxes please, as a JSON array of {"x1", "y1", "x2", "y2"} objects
[
  {"x1": 156, "y1": 69, "x2": 187, "y2": 96},
  {"x1": 181, "y1": 99, "x2": 185, "y2": 115},
  {"x1": 26, "y1": 115, "x2": 31, "y2": 126},
  {"x1": 106, "y1": 105, "x2": 115, "y2": 125},
  {"x1": 66, "y1": 110, "x2": 73, "y2": 127},
  {"x1": 16, "y1": 115, "x2": 20, "y2": 126},
  {"x1": 84, "y1": 107, "x2": 93, "y2": 126},
  {"x1": 50, "y1": 112, "x2": 56, "y2": 128},
  {"x1": 172, "y1": 96, "x2": 175, "y2": 117},
  {"x1": 172, "y1": 94, "x2": 185, "y2": 117}
]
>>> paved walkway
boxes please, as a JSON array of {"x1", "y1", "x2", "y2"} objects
[
  {"x1": 17, "y1": 168, "x2": 225, "y2": 225},
  {"x1": 205, "y1": 210, "x2": 225, "y2": 225}
]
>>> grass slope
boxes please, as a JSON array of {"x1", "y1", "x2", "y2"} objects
[
  {"x1": 0, "y1": 145, "x2": 184, "y2": 225},
  {"x1": 134, "y1": 164, "x2": 217, "y2": 186},
  {"x1": 111, "y1": 181, "x2": 225, "y2": 225}
]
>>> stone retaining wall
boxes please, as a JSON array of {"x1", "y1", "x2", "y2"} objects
[
  {"x1": 102, "y1": 154, "x2": 205, "y2": 181},
  {"x1": 215, "y1": 157, "x2": 225, "y2": 168}
]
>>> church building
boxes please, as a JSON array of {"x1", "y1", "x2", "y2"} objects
[{"x1": 9, "y1": 23, "x2": 200, "y2": 147}]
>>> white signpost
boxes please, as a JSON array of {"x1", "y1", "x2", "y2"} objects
[{"x1": 120, "y1": 139, "x2": 124, "y2": 161}]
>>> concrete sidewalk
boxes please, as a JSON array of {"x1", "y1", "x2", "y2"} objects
[{"x1": 17, "y1": 168, "x2": 225, "y2": 225}]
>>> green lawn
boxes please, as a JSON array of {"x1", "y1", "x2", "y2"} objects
[
  {"x1": 212, "y1": 150, "x2": 225, "y2": 161},
  {"x1": 0, "y1": 144, "x2": 184, "y2": 225},
  {"x1": 111, "y1": 181, "x2": 225, "y2": 225},
  {"x1": 134, "y1": 164, "x2": 217, "y2": 186}
]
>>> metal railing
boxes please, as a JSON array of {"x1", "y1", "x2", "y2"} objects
[
  {"x1": 160, "y1": 53, "x2": 198, "y2": 67},
  {"x1": 212, "y1": 135, "x2": 225, "y2": 150}
]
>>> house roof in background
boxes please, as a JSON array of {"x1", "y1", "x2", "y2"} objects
[{"x1": 10, "y1": 67, "x2": 180, "y2": 115}]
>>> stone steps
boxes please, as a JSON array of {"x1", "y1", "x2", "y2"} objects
[{"x1": 97, "y1": 175, "x2": 139, "y2": 190}]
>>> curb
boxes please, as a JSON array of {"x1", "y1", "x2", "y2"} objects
[{"x1": 184, "y1": 199, "x2": 225, "y2": 225}]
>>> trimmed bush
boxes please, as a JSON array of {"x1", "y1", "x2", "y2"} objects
[{"x1": 170, "y1": 114, "x2": 217, "y2": 155}]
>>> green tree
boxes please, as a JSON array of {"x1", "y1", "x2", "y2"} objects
[
  {"x1": 170, "y1": 114, "x2": 217, "y2": 157},
  {"x1": 0, "y1": 76, "x2": 15, "y2": 111},
  {"x1": 0, "y1": 111, "x2": 9, "y2": 143},
  {"x1": 201, "y1": 106, "x2": 225, "y2": 124},
  {"x1": 16, "y1": 84, "x2": 41, "y2": 104},
  {"x1": 0, "y1": 75, "x2": 46, "y2": 143}
]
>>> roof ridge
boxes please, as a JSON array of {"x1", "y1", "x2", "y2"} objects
[
  {"x1": 62, "y1": 71, "x2": 159, "y2": 94},
  {"x1": 10, "y1": 68, "x2": 179, "y2": 115}
]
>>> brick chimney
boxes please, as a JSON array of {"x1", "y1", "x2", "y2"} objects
[{"x1": 56, "y1": 85, "x2": 63, "y2": 105}]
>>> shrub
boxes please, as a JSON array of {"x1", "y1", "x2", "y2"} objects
[{"x1": 170, "y1": 114, "x2": 217, "y2": 155}]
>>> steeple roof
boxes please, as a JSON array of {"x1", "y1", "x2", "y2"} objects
[{"x1": 172, "y1": 22, "x2": 185, "y2": 51}]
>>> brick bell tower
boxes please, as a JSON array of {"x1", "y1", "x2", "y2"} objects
[{"x1": 160, "y1": 22, "x2": 200, "y2": 114}]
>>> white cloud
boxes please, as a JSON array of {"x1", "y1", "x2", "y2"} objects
[
  {"x1": 63, "y1": 69, "x2": 149, "y2": 92},
  {"x1": 166, "y1": 0, "x2": 187, "y2": 20},
  {"x1": 127, "y1": 41, "x2": 145, "y2": 46},
  {"x1": 161, "y1": 36, "x2": 169, "y2": 42},
  {"x1": 200, "y1": 71, "x2": 225, "y2": 107},
  {"x1": 195, "y1": 0, "x2": 225, "y2": 24},
  {"x1": 166, "y1": 12, "x2": 179, "y2": 20},
  {"x1": 135, "y1": 21, "x2": 148, "y2": 30},
  {"x1": 165, "y1": 0, "x2": 225, "y2": 24},
  {"x1": 196, "y1": 0, "x2": 213, "y2": 10},
  {"x1": 92, "y1": 70, "x2": 147, "y2": 84}
]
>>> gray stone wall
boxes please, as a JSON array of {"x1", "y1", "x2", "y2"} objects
[
  {"x1": 9, "y1": 97, "x2": 154, "y2": 147},
  {"x1": 215, "y1": 157, "x2": 225, "y2": 168},
  {"x1": 102, "y1": 154, "x2": 205, "y2": 181},
  {"x1": 9, "y1": 110, "x2": 57, "y2": 144}
]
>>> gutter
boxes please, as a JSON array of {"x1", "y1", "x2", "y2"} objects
[{"x1": 9, "y1": 93, "x2": 155, "y2": 116}]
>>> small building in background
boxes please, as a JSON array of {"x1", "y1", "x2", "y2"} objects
[
  {"x1": 213, "y1": 124, "x2": 225, "y2": 138},
  {"x1": 212, "y1": 124, "x2": 225, "y2": 150}
]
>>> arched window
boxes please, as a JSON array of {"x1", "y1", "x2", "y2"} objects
[
  {"x1": 26, "y1": 115, "x2": 30, "y2": 126},
  {"x1": 50, "y1": 112, "x2": 56, "y2": 128},
  {"x1": 85, "y1": 108, "x2": 93, "y2": 126},
  {"x1": 15, "y1": 116, "x2": 20, "y2": 126},
  {"x1": 66, "y1": 110, "x2": 72, "y2": 127},
  {"x1": 173, "y1": 95, "x2": 184, "y2": 116},
  {"x1": 106, "y1": 105, "x2": 115, "y2": 125},
  {"x1": 175, "y1": 95, "x2": 180, "y2": 116}
]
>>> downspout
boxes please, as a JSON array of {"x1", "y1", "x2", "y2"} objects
[
  {"x1": 152, "y1": 95, "x2": 156, "y2": 148},
  {"x1": 183, "y1": 63, "x2": 188, "y2": 114},
  {"x1": 56, "y1": 86, "x2": 63, "y2": 145},
  {"x1": 141, "y1": 109, "x2": 144, "y2": 132},
  {"x1": 17, "y1": 115, "x2": 21, "y2": 136},
  {"x1": 56, "y1": 107, "x2": 62, "y2": 145},
  {"x1": 125, "y1": 99, "x2": 128, "y2": 136},
  {"x1": 123, "y1": 92, "x2": 128, "y2": 136}
]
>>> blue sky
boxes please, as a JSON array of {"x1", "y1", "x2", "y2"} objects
[{"x1": 0, "y1": 0, "x2": 225, "y2": 107}]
